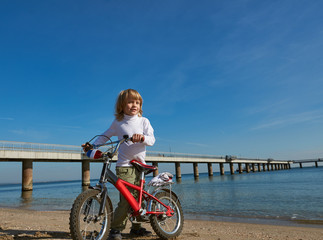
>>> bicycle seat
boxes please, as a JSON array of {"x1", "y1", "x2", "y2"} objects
[{"x1": 130, "y1": 160, "x2": 157, "y2": 175}]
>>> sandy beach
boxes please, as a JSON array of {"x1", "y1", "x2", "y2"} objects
[{"x1": 0, "y1": 208, "x2": 322, "y2": 240}]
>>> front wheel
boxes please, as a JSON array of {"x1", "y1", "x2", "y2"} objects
[
  {"x1": 69, "y1": 189, "x2": 113, "y2": 240},
  {"x1": 149, "y1": 190, "x2": 184, "y2": 239}
]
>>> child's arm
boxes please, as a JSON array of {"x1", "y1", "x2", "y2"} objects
[
  {"x1": 92, "y1": 121, "x2": 117, "y2": 146},
  {"x1": 141, "y1": 118, "x2": 155, "y2": 146}
]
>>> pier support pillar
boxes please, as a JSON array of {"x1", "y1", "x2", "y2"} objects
[
  {"x1": 219, "y1": 163, "x2": 225, "y2": 175},
  {"x1": 267, "y1": 163, "x2": 270, "y2": 171},
  {"x1": 262, "y1": 163, "x2": 266, "y2": 171},
  {"x1": 207, "y1": 163, "x2": 213, "y2": 176},
  {"x1": 299, "y1": 163, "x2": 303, "y2": 168},
  {"x1": 230, "y1": 163, "x2": 234, "y2": 175},
  {"x1": 271, "y1": 164, "x2": 274, "y2": 171},
  {"x1": 257, "y1": 163, "x2": 261, "y2": 172},
  {"x1": 22, "y1": 160, "x2": 33, "y2": 191},
  {"x1": 238, "y1": 163, "x2": 243, "y2": 174},
  {"x1": 251, "y1": 163, "x2": 255, "y2": 172},
  {"x1": 175, "y1": 162, "x2": 181, "y2": 179},
  {"x1": 245, "y1": 163, "x2": 250, "y2": 173},
  {"x1": 82, "y1": 160, "x2": 90, "y2": 187},
  {"x1": 315, "y1": 162, "x2": 318, "y2": 168},
  {"x1": 153, "y1": 162, "x2": 159, "y2": 177},
  {"x1": 193, "y1": 162, "x2": 199, "y2": 178}
]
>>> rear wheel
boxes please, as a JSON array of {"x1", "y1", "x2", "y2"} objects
[
  {"x1": 69, "y1": 189, "x2": 113, "y2": 240},
  {"x1": 149, "y1": 191, "x2": 184, "y2": 239}
]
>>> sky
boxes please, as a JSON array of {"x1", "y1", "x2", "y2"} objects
[{"x1": 1, "y1": 0, "x2": 323, "y2": 182}]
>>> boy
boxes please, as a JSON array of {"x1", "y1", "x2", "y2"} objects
[{"x1": 90, "y1": 89, "x2": 155, "y2": 240}]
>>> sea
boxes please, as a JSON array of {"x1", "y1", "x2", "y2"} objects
[{"x1": 1, "y1": 167, "x2": 323, "y2": 228}]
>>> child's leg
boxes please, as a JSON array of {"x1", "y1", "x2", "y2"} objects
[{"x1": 111, "y1": 167, "x2": 141, "y2": 231}]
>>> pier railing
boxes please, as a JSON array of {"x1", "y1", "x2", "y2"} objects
[{"x1": 0, "y1": 140, "x2": 82, "y2": 153}]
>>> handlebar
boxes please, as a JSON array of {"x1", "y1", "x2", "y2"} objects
[
  {"x1": 104, "y1": 135, "x2": 131, "y2": 159},
  {"x1": 84, "y1": 135, "x2": 133, "y2": 159}
]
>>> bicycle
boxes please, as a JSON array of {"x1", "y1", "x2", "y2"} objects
[{"x1": 69, "y1": 135, "x2": 184, "y2": 240}]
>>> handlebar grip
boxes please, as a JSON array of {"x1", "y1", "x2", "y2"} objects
[
  {"x1": 83, "y1": 142, "x2": 93, "y2": 152},
  {"x1": 123, "y1": 134, "x2": 144, "y2": 142},
  {"x1": 130, "y1": 136, "x2": 144, "y2": 142}
]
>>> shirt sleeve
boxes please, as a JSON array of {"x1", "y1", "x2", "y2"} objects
[
  {"x1": 93, "y1": 120, "x2": 117, "y2": 146},
  {"x1": 142, "y1": 118, "x2": 155, "y2": 146}
]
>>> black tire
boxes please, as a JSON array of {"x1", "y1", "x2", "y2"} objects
[
  {"x1": 149, "y1": 190, "x2": 184, "y2": 239},
  {"x1": 69, "y1": 189, "x2": 113, "y2": 240}
]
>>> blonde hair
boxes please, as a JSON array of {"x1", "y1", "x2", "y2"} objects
[{"x1": 115, "y1": 89, "x2": 143, "y2": 121}]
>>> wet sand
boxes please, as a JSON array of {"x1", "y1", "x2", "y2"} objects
[{"x1": 0, "y1": 207, "x2": 322, "y2": 240}]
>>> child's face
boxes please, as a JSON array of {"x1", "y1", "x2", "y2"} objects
[{"x1": 123, "y1": 97, "x2": 141, "y2": 116}]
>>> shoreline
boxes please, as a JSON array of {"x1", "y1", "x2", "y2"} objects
[
  {"x1": 2, "y1": 204, "x2": 323, "y2": 229},
  {"x1": 2, "y1": 204, "x2": 323, "y2": 228},
  {"x1": 1, "y1": 208, "x2": 323, "y2": 240},
  {"x1": 2, "y1": 203, "x2": 323, "y2": 229},
  {"x1": 185, "y1": 213, "x2": 323, "y2": 229}
]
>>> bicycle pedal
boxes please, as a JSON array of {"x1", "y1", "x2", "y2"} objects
[{"x1": 136, "y1": 215, "x2": 150, "y2": 222}]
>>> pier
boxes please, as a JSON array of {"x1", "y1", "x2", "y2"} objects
[
  {"x1": 294, "y1": 159, "x2": 322, "y2": 168},
  {"x1": 0, "y1": 141, "x2": 320, "y2": 191}
]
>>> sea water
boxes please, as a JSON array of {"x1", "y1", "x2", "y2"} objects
[{"x1": 0, "y1": 167, "x2": 322, "y2": 226}]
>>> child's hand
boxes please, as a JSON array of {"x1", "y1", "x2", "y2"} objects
[
  {"x1": 82, "y1": 142, "x2": 93, "y2": 152},
  {"x1": 132, "y1": 134, "x2": 145, "y2": 143}
]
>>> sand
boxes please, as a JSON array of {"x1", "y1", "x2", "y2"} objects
[{"x1": 0, "y1": 207, "x2": 322, "y2": 240}]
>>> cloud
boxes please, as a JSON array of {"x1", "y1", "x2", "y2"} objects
[
  {"x1": 185, "y1": 142, "x2": 211, "y2": 148},
  {"x1": 276, "y1": 145, "x2": 323, "y2": 160},
  {"x1": 40, "y1": 123, "x2": 81, "y2": 129},
  {"x1": 9, "y1": 129, "x2": 50, "y2": 142},
  {"x1": 245, "y1": 99, "x2": 291, "y2": 116},
  {"x1": 10, "y1": 130, "x2": 25, "y2": 135},
  {"x1": 0, "y1": 117, "x2": 14, "y2": 120},
  {"x1": 251, "y1": 110, "x2": 323, "y2": 130},
  {"x1": 154, "y1": 137, "x2": 212, "y2": 151}
]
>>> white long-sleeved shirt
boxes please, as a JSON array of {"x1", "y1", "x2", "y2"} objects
[{"x1": 93, "y1": 114, "x2": 155, "y2": 167}]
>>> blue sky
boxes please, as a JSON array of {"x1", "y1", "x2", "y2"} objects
[{"x1": 1, "y1": 0, "x2": 323, "y2": 182}]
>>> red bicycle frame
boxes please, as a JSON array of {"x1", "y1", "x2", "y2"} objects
[{"x1": 114, "y1": 173, "x2": 175, "y2": 218}]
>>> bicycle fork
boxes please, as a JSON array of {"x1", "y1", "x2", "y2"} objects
[{"x1": 88, "y1": 161, "x2": 115, "y2": 217}]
